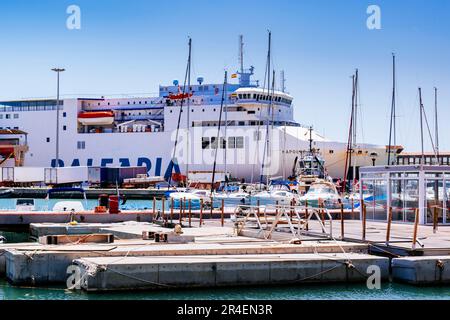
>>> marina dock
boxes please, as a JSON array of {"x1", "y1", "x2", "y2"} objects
[{"x1": 1, "y1": 213, "x2": 450, "y2": 291}]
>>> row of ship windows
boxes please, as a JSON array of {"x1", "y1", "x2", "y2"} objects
[
  {"x1": 397, "y1": 156, "x2": 450, "y2": 165},
  {"x1": 201, "y1": 137, "x2": 245, "y2": 150},
  {"x1": 89, "y1": 101, "x2": 153, "y2": 107},
  {"x1": 0, "y1": 114, "x2": 19, "y2": 119},
  {"x1": 0, "y1": 105, "x2": 63, "y2": 112},
  {"x1": 0, "y1": 112, "x2": 68, "y2": 119},
  {"x1": 237, "y1": 93, "x2": 292, "y2": 104},
  {"x1": 168, "y1": 108, "x2": 285, "y2": 114}
]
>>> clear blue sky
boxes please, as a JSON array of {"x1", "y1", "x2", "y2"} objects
[{"x1": 0, "y1": 0, "x2": 448, "y2": 152}]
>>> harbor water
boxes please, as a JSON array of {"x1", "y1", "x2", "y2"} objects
[{"x1": 1, "y1": 280, "x2": 450, "y2": 300}]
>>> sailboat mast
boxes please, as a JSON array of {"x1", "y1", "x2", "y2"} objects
[
  {"x1": 186, "y1": 37, "x2": 192, "y2": 185},
  {"x1": 224, "y1": 73, "x2": 228, "y2": 184},
  {"x1": 268, "y1": 70, "x2": 275, "y2": 186},
  {"x1": 387, "y1": 53, "x2": 396, "y2": 165},
  {"x1": 343, "y1": 73, "x2": 356, "y2": 193},
  {"x1": 260, "y1": 31, "x2": 271, "y2": 185},
  {"x1": 211, "y1": 71, "x2": 228, "y2": 194},
  {"x1": 167, "y1": 38, "x2": 192, "y2": 189},
  {"x1": 434, "y1": 87, "x2": 439, "y2": 164},
  {"x1": 419, "y1": 87, "x2": 425, "y2": 165},
  {"x1": 352, "y1": 69, "x2": 358, "y2": 184}
]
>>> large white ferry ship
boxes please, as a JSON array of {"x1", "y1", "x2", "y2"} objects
[{"x1": 0, "y1": 37, "x2": 392, "y2": 183}]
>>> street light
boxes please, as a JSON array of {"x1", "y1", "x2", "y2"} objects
[
  {"x1": 52, "y1": 68, "x2": 65, "y2": 168},
  {"x1": 370, "y1": 152, "x2": 378, "y2": 166}
]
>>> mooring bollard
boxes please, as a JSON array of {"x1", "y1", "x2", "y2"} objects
[
  {"x1": 188, "y1": 199, "x2": 192, "y2": 228},
  {"x1": 340, "y1": 201, "x2": 345, "y2": 239},
  {"x1": 200, "y1": 198, "x2": 204, "y2": 227},
  {"x1": 221, "y1": 199, "x2": 225, "y2": 227},
  {"x1": 386, "y1": 206, "x2": 393, "y2": 245},
  {"x1": 412, "y1": 208, "x2": 420, "y2": 250}
]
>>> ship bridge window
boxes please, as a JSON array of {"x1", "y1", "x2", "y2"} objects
[
  {"x1": 63, "y1": 112, "x2": 67, "y2": 117},
  {"x1": 236, "y1": 137, "x2": 244, "y2": 149},
  {"x1": 5, "y1": 114, "x2": 10, "y2": 119},
  {"x1": 210, "y1": 137, "x2": 218, "y2": 149},
  {"x1": 77, "y1": 141, "x2": 86, "y2": 150},
  {"x1": 220, "y1": 138, "x2": 226, "y2": 149},
  {"x1": 202, "y1": 137, "x2": 210, "y2": 149},
  {"x1": 13, "y1": 114, "x2": 18, "y2": 119},
  {"x1": 46, "y1": 137, "x2": 50, "y2": 143},
  {"x1": 63, "y1": 125, "x2": 67, "y2": 131},
  {"x1": 228, "y1": 137, "x2": 235, "y2": 149}
]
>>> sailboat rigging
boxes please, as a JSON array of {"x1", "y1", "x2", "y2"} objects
[{"x1": 167, "y1": 37, "x2": 192, "y2": 188}]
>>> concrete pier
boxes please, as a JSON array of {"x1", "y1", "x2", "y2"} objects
[
  {"x1": 75, "y1": 253, "x2": 389, "y2": 291},
  {"x1": 0, "y1": 211, "x2": 154, "y2": 229},
  {"x1": 4, "y1": 239, "x2": 369, "y2": 285},
  {"x1": 392, "y1": 256, "x2": 450, "y2": 285}
]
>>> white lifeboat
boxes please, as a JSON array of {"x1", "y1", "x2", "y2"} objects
[{"x1": 78, "y1": 111, "x2": 115, "y2": 126}]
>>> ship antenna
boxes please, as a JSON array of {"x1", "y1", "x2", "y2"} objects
[
  {"x1": 239, "y1": 35, "x2": 244, "y2": 75},
  {"x1": 280, "y1": 70, "x2": 286, "y2": 93}
]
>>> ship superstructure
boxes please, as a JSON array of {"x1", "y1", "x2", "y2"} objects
[{"x1": 0, "y1": 38, "x2": 390, "y2": 182}]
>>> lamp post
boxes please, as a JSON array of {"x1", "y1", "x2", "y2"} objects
[
  {"x1": 52, "y1": 68, "x2": 65, "y2": 167},
  {"x1": 370, "y1": 152, "x2": 378, "y2": 166}
]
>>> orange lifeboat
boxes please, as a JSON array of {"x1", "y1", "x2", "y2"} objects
[{"x1": 78, "y1": 111, "x2": 115, "y2": 126}]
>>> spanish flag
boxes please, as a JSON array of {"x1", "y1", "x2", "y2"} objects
[{"x1": 231, "y1": 73, "x2": 238, "y2": 79}]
